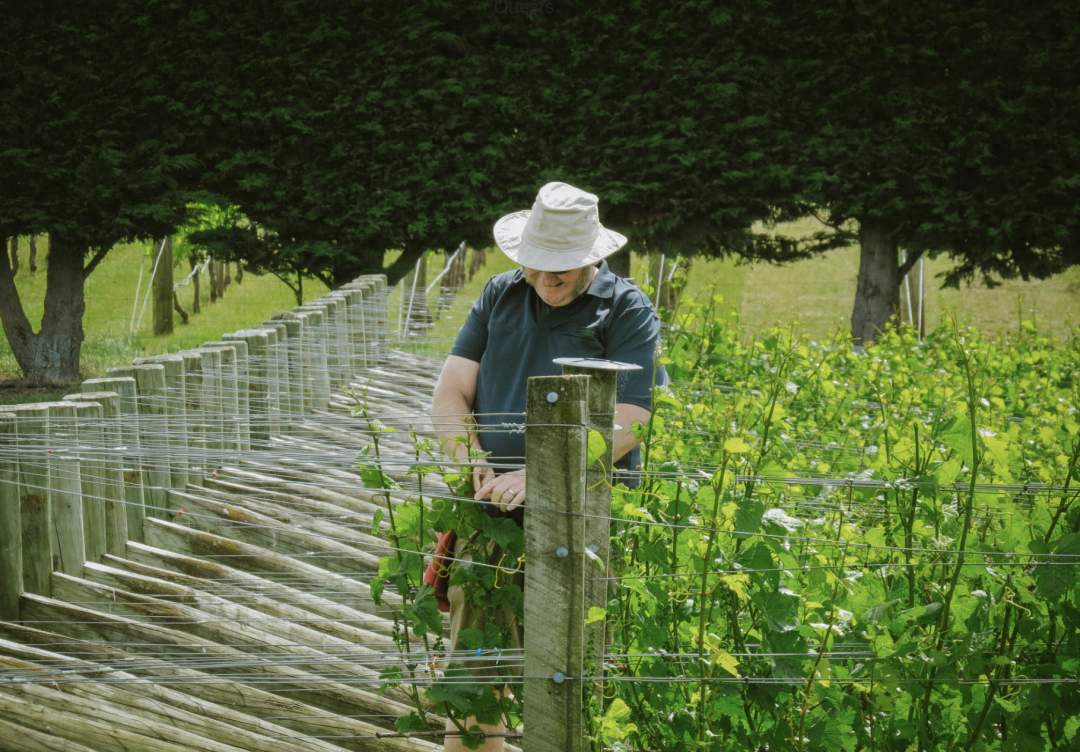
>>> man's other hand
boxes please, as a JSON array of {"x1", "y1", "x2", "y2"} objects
[{"x1": 474, "y1": 468, "x2": 527, "y2": 512}]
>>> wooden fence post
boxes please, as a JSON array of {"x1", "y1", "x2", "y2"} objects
[
  {"x1": 195, "y1": 347, "x2": 224, "y2": 469},
  {"x1": 341, "y1": 287, "x2": 366, "y2": 375},
  {"x1": 280, "y1": 318, "x2": 304, "y2": 423},
  {"x1": 200, "y1": 343, "x2": 240, "y2": 458},
  {"x1": 259, "y1": 321, "x2": 293, "y2": 432},
  {"x1": 177, "y1": 351, "x2": 205, "y2": 486},
  {"x1": 523, "y1": 374, "x2": 591, "y2": 752},
  {"x1": 133, "y1": 354, "x2": 187, "y2": 489},
  {"x1": 64, "y1": 399, "x2": 107, "y2": 565},
  {"x1": 37, "y1": 401, "x2": 85, "y2": 578},
  {"x1": 14, "y1": 403, "x2": 52, "y2": 597},
  {"x1": 347, "y1": 276, "x2": 383, "y2": 365},
  {"x1": 342, "y1": 283, "x2": 371, "y2": 371},
  {"x1": 324, "y1": 292, "x2": 352, "y2": 385},
  {"x1": 328, "y1": 296, "x2": 349, "y2": 387},
  {"x1": 69, "y1": 391, "x2": 129, "y2": 556},
  {"x1": 132, "y1": 364, "x2": 171, "y2": 517},
  {"x1": 215, "y1": 336, "x2": 251, "y2": 452},
  {"x1": 233, "y1": 330, "x2": 269, "y2": 446},
  {"x1": 294, "y1": 305, "x2": 331, "y2": 410},
  {"x1": 313, "y1": 299, "x2": 342, "y2": 391},
  {"x1": 557, "y1": 357, "x2": 640, "y2": 708},
  {"x1": 0, "y1": 412, "x2": 21, "y2": 619},
  {"x1": 367, "y1": 275, "x2": 388, "y2": 364},
  {"x1": 86, "y1": 376, "x2": 145, "y2": 543},
  {"x1": 252, "y1": 326, "x2": 282, "y2": 437}
]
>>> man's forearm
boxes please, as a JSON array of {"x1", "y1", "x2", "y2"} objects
[{"x1": 431, "y1": 389, "x2": 480, "y2": 461}]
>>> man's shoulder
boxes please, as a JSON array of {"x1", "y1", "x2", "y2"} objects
[
  {"x1": 473, "y1": 268, "x2": 526, "y2": 312},
  {"x1": 607, "y1": 275, "x2": 657, "y2": 312},
  {"x1": 485, "y1": 268, "x2": 525, "y2": 290}
]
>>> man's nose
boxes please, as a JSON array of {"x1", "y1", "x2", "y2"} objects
[{"x1": 539, "y1": 272, "x2": 562, "y2": 285}]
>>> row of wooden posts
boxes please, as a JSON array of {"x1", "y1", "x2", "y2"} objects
[
  {"x1": 0, "y1": 275, "x2": 388, "y2": 622},
  {"x1": 0, "y1": 258, "x2": 626, "y2": 750}
]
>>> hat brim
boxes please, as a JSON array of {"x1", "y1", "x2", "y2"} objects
[{"x1": 493, "y1": 210, "x2": 628, "y2": 272}]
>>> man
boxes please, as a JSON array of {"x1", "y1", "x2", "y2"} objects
[{"x1": 430, "y1": 181, "x2": 666, "y2": 751}]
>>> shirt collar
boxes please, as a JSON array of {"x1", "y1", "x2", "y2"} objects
[{"x1": 586, "y1": 259, "x2": 617, "y2": 299}]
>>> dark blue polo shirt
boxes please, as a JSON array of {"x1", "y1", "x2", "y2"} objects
[{"x1": 450, "y1": 260, "x2": 667, "y2": 480}]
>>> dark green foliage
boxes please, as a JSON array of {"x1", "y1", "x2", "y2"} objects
[{"x1": 0, "y1": 1, "x2": 209, "y2": 380}]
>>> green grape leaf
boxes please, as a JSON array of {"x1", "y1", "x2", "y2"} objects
[
  {"x1": 941, "y1": 416, "x2": 975, "y2": 469},
  {"x1": 426, "y1": 665, "x2": 484, "y2": 712},
  {"x1": 586, "y1": 429, "x2": 607, "y2": 467},
  {"x1": 1036, "y1": 533, "x2": 1080, "y2": 600},
  {"x1": 752, "y1": 591, "x2": 800, "y2": 633},
  {"x1": 394, "y1": 712, "x2": 425, "y2": 733},
  {"x1": 725, "y1": 437, "x2": 751, "y2": 453},
  {"x1": 405, "y1": 585, "x2": 443, "y2": 637},
  {"x1": 863, "y1": 599, "x2": 900, "y2": 624},
  {"x1": 735, "y1": 499, "x2": 765, "y2": 537}
]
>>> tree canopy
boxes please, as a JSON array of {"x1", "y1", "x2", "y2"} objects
[
  {"x1": 3, "y1": 0, "x2": 1078, "y2": 380},
  {"x1": 0, "y1": 1, "x2": 207, "y2": 381}
]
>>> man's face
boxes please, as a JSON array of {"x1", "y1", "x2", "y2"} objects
[{"x1": 522, "y1": 265, "x2": 594, "y2": 307}]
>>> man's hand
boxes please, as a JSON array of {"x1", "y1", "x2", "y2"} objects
[
  {"x1": 470, "y1": 458, "x2": 494, "y2": 496},
  {"x1": 474, "y1": 468, "x2": 526, "y2": 512}
]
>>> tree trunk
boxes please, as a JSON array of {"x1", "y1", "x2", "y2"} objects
[
  {"x1": 850, "y1": 218, "x2": 902, "y2": 345},
  {"x1": 235, "y1": 259, "x2": 243, "y2": 284},
  {"x1": 152, "y1": 237, "x2": 174, "y2": 335},
  {"x1": 28, "y1": 235, "x2": 37, "y2": 277},
  {"x1": 467, "y1": 246, "x2": 486, "y2": 281},
  {"x1": 8, "y1": 237, "x2": 18, "y2": 277},
  {"x1": 172, "y1": 291, "x2": 189, "y2": 324},
  {"x1": 190, "y1": 257, "x2": 201, "y2": 314},
  {"x1": 208, "y1": 258, "x2": 218, "y2": 303},
  {"x1": 0, "y1": 232, "x2": 86, "y2": 383},
  {"x1": 606, "y1": 248, "x2": 631, "y2": 279}
]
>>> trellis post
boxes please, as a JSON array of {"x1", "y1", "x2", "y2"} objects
[
  {"x1": 44, "y1": 401, "x2": 85, "y2": 576},
  {"x1": 523, "y1": 374, "x2": 591, "y2": 752},
  {"x1": 65, "y1": 399, "x2": 107, "y2": 565},
  {"x1": 132, "y1": 364, "x2": 172, "y2": 517},
  {"x1": 133, "y1": 354, "x2": 187, "y2": 489},
  {"x1": 69, "y1": 391, "x2": 129, "y2": 556},
  {"x1": 86, "y1": 376, "x2": 145, "y2": 543},
  {"x1": 259, "y1": 321, "x2": 291, "y2": 431},
  {"x1": 0, "y1": 412, "x2": 21, "y2": 618},
  {"x1": 216, "y1": 335, "x2": 251, "y2": 452},
  {"x1": 178, "y1": 350, "x2": 206, "y2": 486},
  {"x1": 200, "y1": 343, "x2": 241, "y2": 458},
  {"x1": 13, "y1": 403, "x2": 52, "y2": 596},
  {"x1": 556, "y1": 358, "x2": 637, "y2": 712}
]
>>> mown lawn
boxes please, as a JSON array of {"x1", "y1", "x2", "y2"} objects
[{"x1": 4, "y1": 223, "x2": 1078, "y2": 396}]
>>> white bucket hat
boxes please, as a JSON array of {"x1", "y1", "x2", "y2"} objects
[{"x1": 493, "y1": 182, "x2": 627, "y2": 272}]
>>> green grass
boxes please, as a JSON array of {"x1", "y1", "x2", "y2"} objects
[
  {"x1": 4, "y1": 224, "x2": 1077, "y2": 396},
  {"x1": 1, "y1": 239, "x2": 328, "y2": 385}
]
